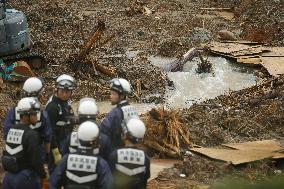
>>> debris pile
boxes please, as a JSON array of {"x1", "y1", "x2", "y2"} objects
[
  {"x1": 0, "y1": 93, "x2": 14, "y2": 143},
  {"x1": 7, "y1": 0, "x2": 167, "y2": 101},
  {"x1": 204, "y1": 0, "x2": 284, "y2": 45},
  {"x1": 66, "y1": 20, "x2": 117, "y2": 78},
  {"x1": 126, "y1": 0, "x2": 153, "y2": 16},
  {"x1": 179, "y1": 76, "x2": 284, "y2": 147},
  {"x1": 142, "y1": 108, "x2": 191, "y2": 158}
]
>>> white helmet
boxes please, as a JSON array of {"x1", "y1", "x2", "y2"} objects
[
  {"x1": 78, "y1": 121, "x2": 100, "y2": 147},
  {"x1": 110, "y1": 78, "x2": 131, "y2": 95},
  {"x1": 78, "y1": 98, "x2": 99, "y2": 117},
  {"x1": 22, "y1": 77, "x2": 43, "y2": 97},
  {"x1": 17, "y1": 97, "x2": 40, "y2": 115},
  {"x1": 56, "y1": 74, "x2": 76, "y2": 90},
  {"x1": 126, "y1": 118, "x2": 146, "y2": 142}
]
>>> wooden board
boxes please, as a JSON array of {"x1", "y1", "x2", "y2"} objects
[
  {"x1": 273, "y1": 154, "x2": 284, "y2": 159},
  {"x1": 222, "y1": 140, "x2": 283, "y2": 151},
  {"x1": 237, "y1": 56, "x2": 262, "y2": 65},
  {"x1": 205, "y1": 41, "x2": 284, "y2": 77},
  {"x1": 190, "y1": 140, "x2": 284, "y2": 165},
  {"x1": 207, "y1": 42, "x2": 256, "y2": 55},
  {"x1": 190, "y1": 147, "x2": 283, "y2": 165},
  {"x1": 260, "y1": 57, "x2": 284, "y2": 77},
  {"x1": 262, "y1": 47, "x2": 284, "y2": 57},
  {"x1": 232, "y1": 46, "x2": 264, "y2": 57},
  {"x1": 149, "y1": 159, "x2": 181, "y2": 181}
]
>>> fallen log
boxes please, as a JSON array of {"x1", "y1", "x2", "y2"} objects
[
  {"x1": 77, "y1": 20, "x2": 106, "y2": 62},
  {"x1": 68, "y1": 20, "x2": 117, "y2": 77},
  {"x1": 94, "y1": 63, "x2": 116, "y2": 77},
  {"x1": 161, "y1": 48, "x2": 198, "y2": 72}
]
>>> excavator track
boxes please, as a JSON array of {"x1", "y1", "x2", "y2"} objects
[{"x1": 1, "y1": 48, "x2": 46, "y2": 70}]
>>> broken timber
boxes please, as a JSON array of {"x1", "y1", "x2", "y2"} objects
[
  {"x1": 204, "y1": 41, "x2": 284, "y2": 77},
  {"x1": 69, "y1": 20, "x2": 116, "y2": 77},
  {"x1": 161, "y1": 48, "x2": 198, "y2": 72}
]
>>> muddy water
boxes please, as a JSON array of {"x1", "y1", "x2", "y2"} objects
[
  {"x1": 75, "y1": 52, "x2": 257, "y2": 111},
  {"x1": 149, "y1": 56, "x2": 257, "y2": 108}
]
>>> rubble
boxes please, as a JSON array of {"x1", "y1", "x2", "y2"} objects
[
  {"x1": 126, "y1": 0, "x2": 153, "y2": 16},
  {"x1": 66, "y1": 20, "x2": 117, "y2": 78},
  {"x1": 204, "y1": 0, "x2": 284, "y2": 45},
  {"x1": 6, "y1": 0, "x2": 167, "y2": 102},
  {"x1": 0, "y1": 0, "x2": 284, "y2": 188},
  {"x1": 0, "y1": 93, "x2": 14, "y2": 162},
  {"x1": 142, "y1": 108, "x2": 191, "y2": 158}
]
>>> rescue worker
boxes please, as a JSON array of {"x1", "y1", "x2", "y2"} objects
[
  {"x1": 66, "y1": 97, "x2": 112, "y2": 160},
  {"x1": 101, "y1": 78, "x2": 139, "y2": 150},
  {"x1": 108, "y1": 118, "x2": 150, "y2": 189},
  {"x1": 2, "y1": 97, "x2": 46, "y2": 189},
  {"x1": 45, "y1": 74, "x2": 76, "y2": 172},
  {"x1": 49, "y1": 121, "x2": 113, "y2": 189},
  {"x1": 3, "y1": 77, "x2": 52, "y2": 162}
]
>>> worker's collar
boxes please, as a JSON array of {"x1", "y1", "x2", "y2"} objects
[
  {"x1": 117, "y1": 100, "x2": 129, "y2": 107},
  {"x1": 78, "y1": 146, "x2": 99, "y2": 155},
  {"x1": 16, "y1": 123, "x2": 32, "y2": 129},
  {"x1": 53, "y1": 95, "x2": 69, "y2": 104}
]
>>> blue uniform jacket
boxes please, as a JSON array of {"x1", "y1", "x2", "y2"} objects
[
  {"x1": 49, "y1": 153, "x2": 113, "y2": 189},
  {"x1": 3, "y1": 107, "x2": 52, "y2": 143},
  {"x1": 101, "y1": 100, "x2": 129, "y2": 149}
]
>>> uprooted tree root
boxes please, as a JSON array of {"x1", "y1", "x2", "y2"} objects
[{"x1": 142, "y1": 108, "x2": 191, "y2": 158}]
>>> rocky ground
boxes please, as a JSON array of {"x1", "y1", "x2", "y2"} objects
[{"x1": 0, "y1": 0, "x2": 284, "y2": 188}]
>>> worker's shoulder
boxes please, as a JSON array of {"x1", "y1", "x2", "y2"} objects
[
  {"x1": 106, "y1": 106, "x2": 122, "y2": 118},
  {"x1": 6, "y1": 106, "x2": 16, "y2": 115},
  {"x1": 45, "y1": 100, "x2": 59, "y2": 110}
]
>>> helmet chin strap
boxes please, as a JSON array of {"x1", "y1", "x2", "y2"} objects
[
  {"x1": 25, "y1": 115, "x2": 31, "y2": 125},
  {"x1": 28, "y1": 114, "x2": 37, "y2": 127}
]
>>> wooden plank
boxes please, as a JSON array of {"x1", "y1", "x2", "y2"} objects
[
  {"x1": 190, "y1": 140, "x2": 284, "y2": 165},
  {"x1": 262, "y1": 47, "x2": 284, "y2": 57},
  {"x1": 237, "y1": 57, "x2": 262, "y2": 65},
  {"x1": 260, "y1": 57, "x2": 284, "y2": 77},
  {"x1": 149, "y1": 159, "x2": 181, "y2": 181},
  {"x1": 206, "y1": 42, "x2": 265, "y2": 57},
  {"x1": 232, "y1": 46, "x2": 264, "y2": 57},
  {"x1": 207, "y1": 42, "x2": 253, "y2": 55},
  {"x1": 190, "y1": 147, "x2": 281, "y2": 165},
  {"x1": 272, "y1": 154, "x2": 284, "y2": 159},
  {"x1": 222, "y1": 140, "x2": 283, "y2": 151}
]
